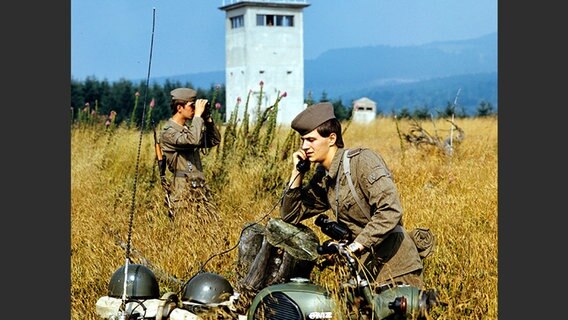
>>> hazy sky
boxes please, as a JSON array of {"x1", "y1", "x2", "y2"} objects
[{"x1": 71, "y1": 0, "x2": 497, "y2": 82}]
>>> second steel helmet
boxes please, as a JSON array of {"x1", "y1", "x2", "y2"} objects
[{"x1": 182, "y1": 272, "x2": 234, "y2": 305}]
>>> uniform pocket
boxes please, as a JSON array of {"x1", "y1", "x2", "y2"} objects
[{"x1": 341, "y1": 195, "x2": 355, "y2": 211}]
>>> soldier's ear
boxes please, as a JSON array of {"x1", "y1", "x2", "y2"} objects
[{"x1": 328, "y1": 133, "x2": 337, "y2": 146}]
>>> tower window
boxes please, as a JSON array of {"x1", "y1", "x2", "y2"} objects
[
  {"x1": 230, "y1": 15, "x2": 244, "y2": 29},
  {"x1": 256, "y1": 14, "x2": 294, "y2": 27}
]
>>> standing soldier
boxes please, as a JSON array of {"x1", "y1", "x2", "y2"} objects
[{"x1": 159, "y1": 87, "x2": 221, "y2": 219}]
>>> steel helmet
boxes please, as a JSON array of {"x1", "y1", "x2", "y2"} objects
[
  {"x1": 108, "y1": 264, "x2": 160, "y2": 299},
  {"x1": 182, "y1": 272, "x2": 234, "y2": 305}
]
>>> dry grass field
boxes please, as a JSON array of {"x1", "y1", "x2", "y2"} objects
[{"x1": 71, "y1": 115, "x2": 497, "y2": 319}]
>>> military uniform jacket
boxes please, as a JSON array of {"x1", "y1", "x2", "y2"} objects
[
  {"x1": 159, "y1": 117, "x2": 221, "y2": 177},
  {"x1": 281, "y1": 148, "x2": 423, "y2": 283}
]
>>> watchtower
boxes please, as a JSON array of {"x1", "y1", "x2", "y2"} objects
[{"x1": 219, "y1": 0, "x2": 310, "y2": 125}]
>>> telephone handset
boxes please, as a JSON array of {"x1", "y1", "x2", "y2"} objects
[{"x1": 296, "y1": 157, "x2": 311, "y2": 173}]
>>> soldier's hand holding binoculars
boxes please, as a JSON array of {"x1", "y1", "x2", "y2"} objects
[{"x1": 194, "y1": 99, "x2": 208, "y2": 117}]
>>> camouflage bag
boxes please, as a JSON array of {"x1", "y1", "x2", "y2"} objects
[{"x1": 409, "y1": 227, "x2": 436, "y2": 259}]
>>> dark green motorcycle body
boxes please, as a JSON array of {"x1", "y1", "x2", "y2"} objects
[
  {"x1": 246, "y1": 277, "x2": 336, "y2": 320},
  {"x1": 246, "y1": 277, "x2": 429, "y2": 320}
]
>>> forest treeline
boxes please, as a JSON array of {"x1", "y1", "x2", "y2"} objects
[{"x1": 71, "y1": 77, "x2": 496, "y2": 128}]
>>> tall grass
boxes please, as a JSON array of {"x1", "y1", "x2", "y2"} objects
[{"x1": 71, "y1": 113, "x2": 497, "y2": 319}]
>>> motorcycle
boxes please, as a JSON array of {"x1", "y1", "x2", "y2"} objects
[{"x1": 96, "y1": 218, "x2": 438, "y2": 320}]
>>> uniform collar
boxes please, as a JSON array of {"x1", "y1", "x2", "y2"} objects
[
  {"x1": 167, "y1": 118, "x2": 186, "y2": 129},
  {"x1": 326, "y1": 148, "x2": 346, "y2": 181}
]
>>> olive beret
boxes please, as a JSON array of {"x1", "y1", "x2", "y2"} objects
[
  {"x1": 170, "y1": 88, "x2": 197, "y2": 103},
  {"x1": 291, "y1": 102, "x2": 336, "y2": 135}
]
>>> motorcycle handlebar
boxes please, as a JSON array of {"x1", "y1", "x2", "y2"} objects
[{"x1": 317, "y1": 241, "x2": 441, "y2": 318}]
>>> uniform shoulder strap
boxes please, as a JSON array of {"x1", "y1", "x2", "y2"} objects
[{"x1": 342, "y1": 149, "x2": 371, "y2": 220}]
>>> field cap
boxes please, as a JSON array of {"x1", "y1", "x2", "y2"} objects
[
  {"x1": 291, "y1": 102, "x2": 336, "y2": 135},
  {"x1": 170, "y1": 88, "x2": 197, "y2": 103}
]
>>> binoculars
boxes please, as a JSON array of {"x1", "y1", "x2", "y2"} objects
[{"x1": 315, "y1": 214, "x2": 352, "y2": 241}]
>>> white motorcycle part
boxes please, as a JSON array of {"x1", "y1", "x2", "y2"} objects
[
  {"x1": 167, "y1": 308, "x2": 201, "y2": 320},
  {"x1": 96, "y1": 292, "x2": 186, "y2": 320}
]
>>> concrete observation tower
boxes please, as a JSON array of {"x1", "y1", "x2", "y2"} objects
[{"x1": 219, "y1": 0, "x2": 310, "y2": 125}]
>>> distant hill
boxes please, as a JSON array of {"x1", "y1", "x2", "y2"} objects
[
  {"x1": 345, "y1": 72, "x2": 497, "y2": 116},
  {"x1": 149, "y1": 32, "x2": 497, "y2": 114}
]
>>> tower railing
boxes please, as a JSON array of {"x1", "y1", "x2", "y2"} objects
[{"x1": 222, "y1": 0, "x2": 308, "y2": 6}]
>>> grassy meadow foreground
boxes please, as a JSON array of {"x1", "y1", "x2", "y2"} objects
[{"x1": 71, "y1": 116, "x2": 497, "y2": 319}]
